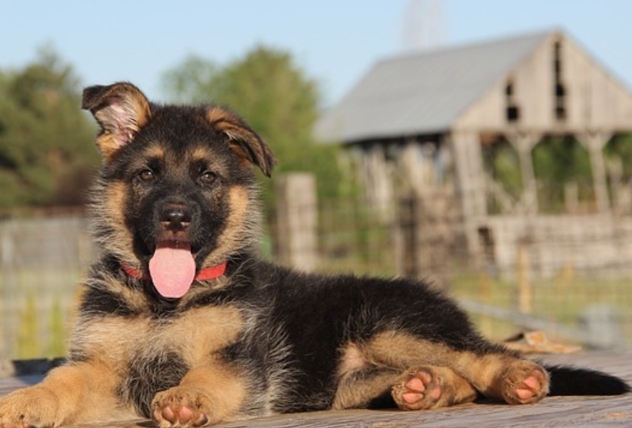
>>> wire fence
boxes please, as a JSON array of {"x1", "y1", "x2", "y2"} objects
[
  {"x1": 2, "y1": 186, "x2": 632, "y2": 360},
  {"x1": 269, "y1": 187, "x2": 632, "y2": 351},
  {"x1": 0, "y1": 210, "x2": 94, "y2": 359}
]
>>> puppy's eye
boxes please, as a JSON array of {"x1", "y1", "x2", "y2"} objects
[
  {"x1": 199, "y1": 171, "x2": 217, "y2": 185},
  {"x1": 138, "y1": 169, "x2": 155, "y2": 182}
]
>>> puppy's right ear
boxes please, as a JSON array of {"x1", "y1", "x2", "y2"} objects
[{"x1": 82, "y1": 82, "x2": 152, "y2": 161}]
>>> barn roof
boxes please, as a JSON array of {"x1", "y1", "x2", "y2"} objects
[{"x1": 315, "y1": 30, "x2": 552, "y2": 144}]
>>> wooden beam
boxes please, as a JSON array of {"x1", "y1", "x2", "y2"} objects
[
  {"x1": 577, "y1": 131, "x2": 613, "y2": 214},
  {"x1": 506, "y1": 132, "x2": 542, "y2": 214},
  {"x1": 450, "y1": 131, "x2": 486, "y2": 217},
  {"x1": 449, "y1": 131, "x2": 486, "y2": 259}
]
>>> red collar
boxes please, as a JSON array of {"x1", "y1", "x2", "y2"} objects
[{"x1": 121, "y1": 261, "x2": 228, "y2": 281}]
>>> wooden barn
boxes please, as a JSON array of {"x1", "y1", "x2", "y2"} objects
[{"x1": 315, "y1": 29, "x2": 632, "y2": 278}]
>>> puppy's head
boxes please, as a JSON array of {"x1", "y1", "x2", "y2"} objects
[{"x1": 83, "y1": 82, "x2": 275, "y2": 298}]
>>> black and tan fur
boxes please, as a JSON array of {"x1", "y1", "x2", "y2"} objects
[{"x1": 0, "y1": 82, "x2": 628, "y2": 427}]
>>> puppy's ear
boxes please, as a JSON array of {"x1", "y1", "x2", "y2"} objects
[
  {"x1": 82, "y1": 82, "x2": 152, "y2": 161},
  {"x1": 207, "y1": 106, "x2": 276, "y2": 177}
]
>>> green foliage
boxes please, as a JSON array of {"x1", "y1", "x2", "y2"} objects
[
  {"x1": 605, "y1": 133, "x2": 632, "y2": 180},
  {"x1": 162, "y1": 46, "x2": 348, "y2": 209},
  {"x1": 162, "y1": 55, "x2": 219, "y2": 104},
  {"x1": 483, "y1": 135, "x2": 632, "y2": 214},
  {"x1": 483, "y1": 140, "x2": 523, "y2": 196},
  {"x1": 47, "y1": 298, "x2": 67, "y2": 357},
  {"x1": 15, "y1": 292, "x2": 40, "y2": 359},
  {"x1": 13, "y1": 293, "x2": 67, "y2": 359},
  {"x1": 533, "y1": 136, "x2": 592, "y2": 212},
  {"x1": 0, "y1": 46, "x2": 99, "y2": 209}
]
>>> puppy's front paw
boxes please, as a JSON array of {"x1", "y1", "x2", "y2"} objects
[
  {"x1": 0, "y1": 386, "x2": 61, "y2": 428},
  {"x1": 151, "y1": 387, "x2": 214, "y2": 427}
]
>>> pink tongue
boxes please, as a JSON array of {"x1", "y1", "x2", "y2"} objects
[{"x1": 149, "y1": 245, "x2": 196, "y2": 298}]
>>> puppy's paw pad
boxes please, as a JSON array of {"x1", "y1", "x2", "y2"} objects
[
  {"x1": 515, "y1": 374, "x2": 543, "y2": 400},
  {"x1": 159, "y1": 405, "x2": 208, "y2": 427},
  {"x1": 152, "y1": 388, "x2": 212, "y2": 427},
  {"x1": 392, "y1": 367, "x2": 442, "y2": 410},
  {"x1": 502, "y1": 363, "x2": 549, "y2": 404}
]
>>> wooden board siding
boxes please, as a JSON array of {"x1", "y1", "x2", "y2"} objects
[{"x1": 455, "y1": 32, "x2": 632, "y2": 133}]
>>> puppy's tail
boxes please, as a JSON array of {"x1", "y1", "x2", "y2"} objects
[{"x1": 545, "y1": 364, "x2": 630, "y2": 396}]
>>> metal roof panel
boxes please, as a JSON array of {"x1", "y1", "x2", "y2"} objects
[{"x1": 315, "y1": 30, "x2": 551, "y2": 143}]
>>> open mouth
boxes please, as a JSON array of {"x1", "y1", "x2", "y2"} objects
[{"x1": 148, "y1": 241, "x2": 197, "y2": 299}]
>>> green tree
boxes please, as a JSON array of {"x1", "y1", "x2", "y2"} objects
[
  {"x1": 162, "y1": 55, "x2": 219, "y2": 104},
  {"x1": 605, "y1": 133, "x2": 632, "y2": 181},
  {"x1": 533, "y1": 136, "x2": 592, "y2": 212},
  {"x1": 0, "y1": 46, "x2": 99, "y2": 209},
  {"x1": 162, "y1": 46, "x2": 347, "y2": 208}
]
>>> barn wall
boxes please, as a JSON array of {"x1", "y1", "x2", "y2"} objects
[
  {"x1": 565, "y1": 37, "x2": 632, "y2": 130},
  {"x1": 455, "y1": 32, "x2": 632, "y2": 133}
]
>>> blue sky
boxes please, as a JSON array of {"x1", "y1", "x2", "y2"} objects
[{"x1": 2, "y1": 0, "x2": 631, "y2": 106}]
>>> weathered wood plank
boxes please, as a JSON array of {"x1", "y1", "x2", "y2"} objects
[{"x1": 1, "y1": 352, "x2": 630, "y2": 427}]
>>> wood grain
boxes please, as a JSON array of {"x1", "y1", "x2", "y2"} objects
[{"x1": 1, "y1": 352, "x2": 630, "y2": 427}]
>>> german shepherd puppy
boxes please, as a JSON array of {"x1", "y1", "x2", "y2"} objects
[{"x1": 0, "y1": 82, "x2": 628, "y2": 427}]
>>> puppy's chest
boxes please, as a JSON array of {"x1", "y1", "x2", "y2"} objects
[
  {"x1": 74, "y1": 304, "x2": 246, "y2": 416},
  {"x1": 144, "y1": 304, "x2": 245, "y2": 362},
  {"x1": 76, "y1": 303, "x2": 245, "y2": 367}
]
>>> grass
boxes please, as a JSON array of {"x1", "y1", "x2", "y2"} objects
[
  {"x1": 0, "y1": 267, "x2": 81, "y2": 360},
  {"x1": 2, "y1": 261, "x2": 631, "y2": 360},
  {"x1": 449, "y1": 269, "x2": 632, "y2": 343}
]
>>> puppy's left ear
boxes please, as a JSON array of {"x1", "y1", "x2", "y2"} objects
[
  {"x1": 82, "y1": 82, "x2": 152, "y2": 161},
  {"x1": 207, "y1": 107, "x2": 276, "y2": 177}
]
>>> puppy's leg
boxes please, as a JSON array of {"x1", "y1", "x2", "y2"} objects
[
  {"x1": 455, "y1": 354, "x2": 550, "y2": 404},
  {"x1": 0, "y1": 361, "x2": 130, "y2": 427},
  {"x1": 332, "y1": 365, "x2": 477, "y2": 411},
  {"x1": 332, "y1": 367, "x2": 401, "y2": 409},
  {"x1": 151, "y1": 362, "x2": 246, "y2": 428},
  {"x1": 366, "y1": 331, "x2": 549, "y2": 405}
]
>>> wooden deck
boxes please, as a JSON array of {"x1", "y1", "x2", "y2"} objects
[{"x1": 1, "y1": 351, "x2": 631, "y2": 427}]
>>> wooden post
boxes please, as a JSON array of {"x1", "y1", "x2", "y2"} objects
[
  {"x1": 275, "y1": 173, "x2": 318, "y2": 272},
  {"x1": 577, "y1": 131, "x2": 612, "y2": 214},
  {"x1": 398, "y1": 195, "x2": 418, "y2": 278},
  {"x1": 398, "y1": 190, "x2": 454, "y2": 289},
  {"x1": 451, "y1": 131, "x2": 487, "y2": 218},
  {"x1": 360, "y1": 144, "x2": 394, "y2": 223},
  {"x1": 564, "y1": 181, "x2": 579, "y2": 213},
  {"x1": 516, "y1": 243, "x2": 532, "y2": 314},
  {"x1": 449, "y1": 131, "x2": 486, "y2": 259},
  {"x1": 507, "y1": 132, "x2": 541, "y2": 214},
  {"x1": 422, "y1": 190, "x2": 454, "y2": 291}
]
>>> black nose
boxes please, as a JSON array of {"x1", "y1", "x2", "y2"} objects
[{"x1": 160, "y1": 204, "x2": 192, "y2": 231}]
